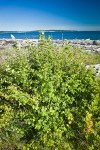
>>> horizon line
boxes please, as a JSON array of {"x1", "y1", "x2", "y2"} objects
[{"x1": 0, "y1": 29, "x2": 100, "y2": 32}]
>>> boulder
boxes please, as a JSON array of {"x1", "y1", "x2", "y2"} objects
[
  {"x1": 96, "y1": 40, "x2": 100, "y2": 45},
  {"x1": 4, "y1": 40, "x2": 17, "y2": 46},
  {"x1": 93, "y1": 40, "x2": 100, "y2": 45},
  {"x1": 85, "y1": 50, "x2": 92, "y2": 54},
  {"x1": 86, "y1": 64, "x2": 100, "y2": 76},
  {"x1": 85, "y1": 45, "x2": 93, "y2": 50},
  {"x1": 95, "y1": 48, "x2": 100, "y2": 54},
  {"x1": 85, "y1": 40, "x2": 93, "y2": 45},
  {"x1": 80, "y1": 40, "x2": 86, "y2": 45}
]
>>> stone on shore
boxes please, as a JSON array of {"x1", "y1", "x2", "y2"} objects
[
  {"x1": 0, "y1": 39, "x2": 100, "y2": 54},
  {"x1": 86, "y1": 64, "x2": 100, "y2": 76}
]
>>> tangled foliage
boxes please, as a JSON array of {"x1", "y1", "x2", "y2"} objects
[{"x1": 0, "y1": 36, "x2": 100, "y2": 150}]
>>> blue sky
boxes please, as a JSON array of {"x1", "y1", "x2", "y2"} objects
[{"x1": 0, "y1": 0, "x2": 100, "y2": 31}]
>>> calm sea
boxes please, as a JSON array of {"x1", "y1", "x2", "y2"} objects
[{"x1": 0, "y1": 31, "x2": 100, "y2": 40}]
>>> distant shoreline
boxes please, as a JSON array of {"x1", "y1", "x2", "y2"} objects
[{"x1": 0, "y1": 30, "x2": 100, "y2": 33}]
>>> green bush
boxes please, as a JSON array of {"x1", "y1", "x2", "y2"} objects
[{"x1": 0, "y1": 36, "x2": 100, "y2": 150}]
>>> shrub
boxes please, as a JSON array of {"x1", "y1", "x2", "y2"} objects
[{"x1": 0, "y1": 36, "x2": 100, "y2": 150}]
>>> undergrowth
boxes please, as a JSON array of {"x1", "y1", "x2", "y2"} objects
[{"x1": 0, "y1": 35, "x2": 100, "y2": 150}]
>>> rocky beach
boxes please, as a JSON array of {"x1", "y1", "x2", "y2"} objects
[
  {"x1": 0, "y1": 38, "x2": 100, "y2": 76},
  {"x1": 0, "y1": 38, "x2": 100, "y2": 53}
]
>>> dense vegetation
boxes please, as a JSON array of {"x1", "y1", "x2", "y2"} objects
[{"x1": 0, "y1": 35, "x2": 100, "y2": 150}]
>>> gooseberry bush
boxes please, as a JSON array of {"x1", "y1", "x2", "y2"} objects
[{"x1": 0, "y1": 35, "x2": 100, "y2": 150}]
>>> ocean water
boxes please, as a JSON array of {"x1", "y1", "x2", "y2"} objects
[{"x1": 0, "y1": 31, "x2": 100, "y2": 40}]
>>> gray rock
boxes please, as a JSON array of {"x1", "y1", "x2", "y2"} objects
[
  {"x1": 96, "y1": 40, "x2": 100, "y2": 45},
  {"x1": 85, "y1": 40, "x2": 93, "y2": 45},
  {"x1": 95, "y1": 48, "x2": 100, "y2": 54},
  {"x1": 0, "y1": 40, "x2": 6, "y2": 46},
  {"x1": 85, "y1": 50, "x2": 92, "y2": 54},
  {"x1": 85, "y1": 45, "x2": 93, "y2": 50},
  {"x1": 93, "y1": 64, "x2": 100, "y2": 76},
  {"x1": 93, "y1": 40, "x2": 100, "y2": 45},
  {"x1": 4, "y1": 40, "x2": 17, "y2": 46},
  {"x1": 86, "y1": 64, "x2": 100, "y2": 76},
  {"x1": 80, "y1": 45, "x2": 86, "y2": 49}
]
